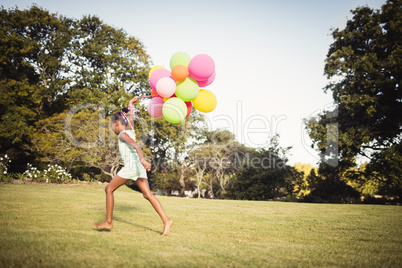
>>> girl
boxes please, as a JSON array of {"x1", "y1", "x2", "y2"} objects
[{"x1": 94, "y1": 97, "x2": 173, "y2": 236}]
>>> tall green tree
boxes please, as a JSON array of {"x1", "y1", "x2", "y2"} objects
[
  {"x1": 67, "y1": 15, "x2": 150, "y2": 108},
  {"x1": 0, "y1": 5, "x2": 151, "y2": 174},
  {"x1": 0, "y1": 5, "x2": 75, "y2": 169},
  {"x1": 305, "y1": 0, "x2": 401, "y2": 200}
]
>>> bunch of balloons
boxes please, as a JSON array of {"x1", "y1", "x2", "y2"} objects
[{"x1": 147, "y1": 52, "x2": 217, "y2": 124}]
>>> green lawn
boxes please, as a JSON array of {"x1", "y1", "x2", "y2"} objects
[{"x1": 0, "y1": 184, "x2": 401, "y2": 267}]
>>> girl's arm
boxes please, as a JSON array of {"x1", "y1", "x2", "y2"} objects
[
  {"x1": 128, "y1": 97, "x2": 139, "y2": 127},
  {"x1": 119, "y1": 132, "x2": 151, "y2": 171}
]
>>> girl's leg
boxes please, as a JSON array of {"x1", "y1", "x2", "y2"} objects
[
  {"x1": 136, "y1": 178, "x2": 173, "y2": 236},
  {"x1": 94, "y1": 175, "x2": 128, "y2": 229}
]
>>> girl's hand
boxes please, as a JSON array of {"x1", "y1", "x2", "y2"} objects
[
  {"x1": 141, "y1": 159, "x2": 151, "y2": 171},
  {"x1": 128, "y1": 97, "x2": 139, "y2": 119}
]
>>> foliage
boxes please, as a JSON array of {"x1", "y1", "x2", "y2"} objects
[
  {"x1": 23, "y1": 163, "x2": 72, "y2": 183},
  {"x1": 0, "y1": 154, "x2": 12, "y2": 176},
  {"x1": 32, "y1": 108, "x2": 125, "y2": 180},
  {"x1": 0, "y1": 5, "x2": 71, "y2": 170},
  {"x1": 148, "y1": 169, "x2": 182, "y2": 194},
  {"x1": 292, "y1": 163, "x2": 316, "y2": 197},
  {"x1": 187, "y1": 129, "x2": 250, "y2": 198},
  {"x1": 0, "y1": 5, "x2": 150, "y2": 175},
  {"x1": 0, "y1": 155, "x2": 25, "y2": 182},
  {"x1": 304, "y1": 167, "x2": 361, "y2": 204},
  {"x1": 67, "y1": 15, "x2": 150, "y2": 108},
  {"x1": 365, "y1": 142, "x2": 402, "y2": 198},
  {"x1": 0, "y1": 173, "x2": 13, "y2": 183},
  {"x1": 346, "y1": 162, "x2": 381, "y2": 196},
  {"x1": 227, "y1": 135, "x2": 302, "y2": 200},
  {"x1": 305, "y1": 0, "x2": 402, "y2": 200}
]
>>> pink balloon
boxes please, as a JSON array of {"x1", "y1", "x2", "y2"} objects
[
  {"x1": 197, "y1": 71, "x2": 215, "y2": 87},
  {"x1": 188, "y1": 54, "x2": 215, "y2": 81},
  {"x1": 156, "y1": 77, "x2": 176, "y2": 97},
  {"x1": 147, "y1": 97, "x2": 164, "y2": 118},
  {"x1": 149, "y1": 69, "x2": 171, "y2": 91}
]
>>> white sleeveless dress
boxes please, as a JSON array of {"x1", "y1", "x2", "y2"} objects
[{"x1": 116, "y1": 130, "x2": 148, "y2": 180}]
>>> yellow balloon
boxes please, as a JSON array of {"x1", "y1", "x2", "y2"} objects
[
  {"x1": 163, "y1": 96, "x2": 170, "y2": 102},
  {"x1": 149, "y1": 66, "x2": 166, "y2": 79},
  {"x1": 192, "y1": 89, "x2": 217, "y2": 113}
]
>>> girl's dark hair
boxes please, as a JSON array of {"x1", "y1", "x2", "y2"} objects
[{"x1": 111, "y1": 107, "x2": 130, "y2": 126}]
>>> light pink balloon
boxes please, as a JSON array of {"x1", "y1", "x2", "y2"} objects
[
  {"x1": 156, "y1": 77, "x2": 177, "y2": 97},
  {"x1": 197, "y1": 71, "x2": 216, "y2": 87},
  {"x1": 149, "y1": 69, "x2": 171, "y2": 91},
  {"x1": 147, "y1": 97, "x2": 164, "y2": 118},
  {"x1": 188, "y1": 54, "x2": 215, "y2": 81}
]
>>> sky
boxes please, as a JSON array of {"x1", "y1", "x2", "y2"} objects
[{"x1": 2, "y1": 0, "x2": 386, "y2": 166}]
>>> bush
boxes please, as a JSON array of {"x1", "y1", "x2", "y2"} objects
[
  {"x1": 0, "y1": 154, "x2": 12, "y2": 177},
  {"x1": 0, "y1": 173, "x2": 13, "y2": 183},
  {"x1": 362, "y1": 194, "x2": 399, "y2": 205},
  {"x1": 24, "y1": 164, "x2": 72, "y2": 184},
  {"x1": 303, "y1": 178, "x2": 361, "y2": 204}
]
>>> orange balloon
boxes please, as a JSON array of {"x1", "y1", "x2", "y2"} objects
[
  {"x1": 151, "y1": 89, "x2": 158, "y2": 97},
  {"x1": 171, "y1": 65, "x2": 188, "y2": 81}
]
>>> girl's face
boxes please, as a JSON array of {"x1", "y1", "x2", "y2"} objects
[{"x1": 111, "y1": 121, "x2": 125, "y2": 135}]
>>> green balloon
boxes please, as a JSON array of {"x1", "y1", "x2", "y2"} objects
[
  {"x1": 170, "y1": 51, "x2": 191, "y2": 69},
  {"x1": 175, "y1": 77, "x2": 199, "y2": 102},
  {"x1": 162, "y1": 97, "x2": 187, "y2": 124}
]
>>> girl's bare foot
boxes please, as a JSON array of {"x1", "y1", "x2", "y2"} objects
[
  {"x1": 94, "y1": 221, "x2": 113, "y2": 230},
  {"x1": 162, "y1": 219, "x2": 173, "y2": 236}
]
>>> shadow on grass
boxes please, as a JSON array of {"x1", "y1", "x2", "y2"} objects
[
  {"x1": 93, "y1": 204, "x2": 161, "y2": 234},
  {"x1": 114, "y1": 217, "x2": 161, "y2": 235},
  {"x1": 92, "y1": 220, "x2": 159, "y2": 234},
  {"x1": 93, "y1": 228, "x2": 112, "y2": 232}
]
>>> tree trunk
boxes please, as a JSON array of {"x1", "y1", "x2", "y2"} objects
[
  {"x1": 209, "y1": 176, "x2": 214, "y2": 199},
  {"x1": 197, "y1": 172, "x2": 203, "y2": 198},
  {"x1": 179, "y1": 167, "x2": 186, "y2": 197}
]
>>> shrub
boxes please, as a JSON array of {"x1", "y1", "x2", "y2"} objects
[
  {"x1": 0, "y1": 154, "x2": 11, "y2": 176},
  {"x1": 24, "y1": 164, "x2": 72, "y2": 184},
  {"x1": 303, "y1": 177, "x2": 361, "y2": 204}
]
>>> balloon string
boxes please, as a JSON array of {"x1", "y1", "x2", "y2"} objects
[{"x1": 137, "y1": 94, "x2": 159, "y2": 99}]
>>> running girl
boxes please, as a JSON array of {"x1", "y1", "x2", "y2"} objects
[{"x1": 95, "y1": 97, "x2": 173, "y2": 236}]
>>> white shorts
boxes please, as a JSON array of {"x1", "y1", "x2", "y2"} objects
[{"x1": 117, "y1": 166, "x2": 148, "y2": 181}]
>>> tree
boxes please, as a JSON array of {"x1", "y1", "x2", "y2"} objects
[
  {"x1": 0, "y1": 5, "x2": 75, "y2": 170},
  {"x1": 305, "y1": 0, "x2": 401, "y2": 200},
  {"x1": 206, "y1": 130, "x2": 250, "y2": 198},
  {"x1": 189, "y1": 145, "x2": 210, "y2": 198},
  {"x1": 68, "y1": 15, "x2": 150, "y2": 108},
  {"x1": 227, "y1": 135, "x2": 300, "y2": 201},
  {"x1": 32, "y1": 107, "x2": 125, "y2": 180},
  {"x1": 0, "y1": 6, "x2": 151, "y2": 176},
  {"x1": 293, "y1": 163, "x2": 315, "y2": 197},
  {"x1": 304, "y1": 164, "x2": 361, "y2": 203}
]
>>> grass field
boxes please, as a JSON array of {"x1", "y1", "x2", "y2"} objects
[{"x1": 0, "y1": 184, "x2": 401, "y2": 267}]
